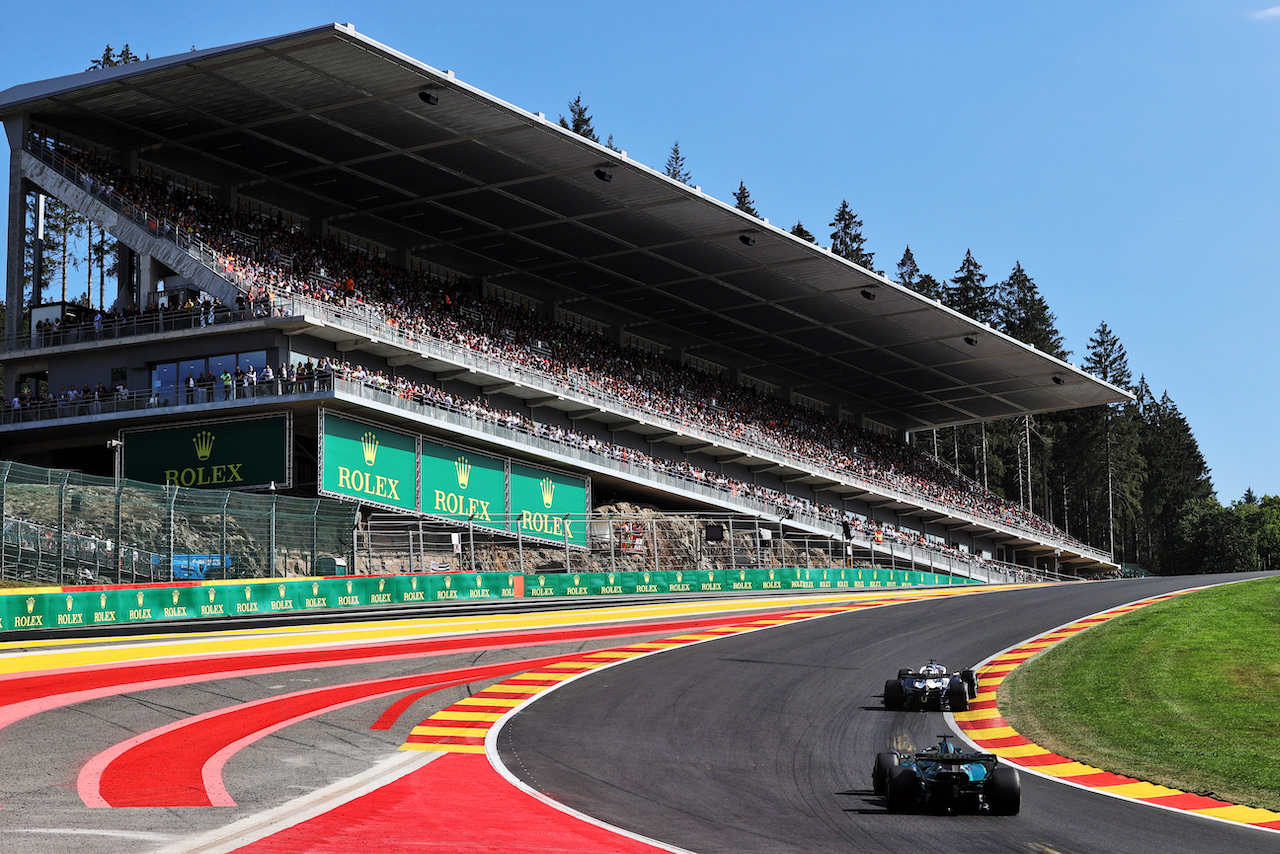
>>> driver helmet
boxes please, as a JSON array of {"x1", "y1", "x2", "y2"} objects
[{"x1": 921, "y1": 663, "x2": 945, "y2": 676}]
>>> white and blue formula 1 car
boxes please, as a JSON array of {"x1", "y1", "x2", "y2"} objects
[{"x1": 883, "y1": 661, "x2": 977, "y2": 712}]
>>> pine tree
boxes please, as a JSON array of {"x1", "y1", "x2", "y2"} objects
[
  {"x1": 1243, "y1": 487, "x2": 1259, "y2": 505},
  {"x1": 1083, "y1": 321, "x2": 1132, "y2": 391},
  {"x1": 664, "y1": 141, "x2": 691, "y2": 184},
  {"x1": 733, "y1": 182, "x2": 759, "y2": 217},
  {"x1": 896, "y1": 246, "x2": 919, "y2": 291},
  {"x1": 604, "y1": 134, "x2": 620, "y2": 152},
  {"x1": 829, "y1": 200, "x2": 875, "y2": 271},
  {"x1": 558, "y1": 94, "x2": 599, "y2": 142},
  {"x1": 914, "y1": 273, "x2": 945, "y2": 301},
  {"x1": 790, "y1": 221, "x2": 816, "y2": 243},
  {"x1": 947, "y1": 250, "x2": 994, "y2": 324},
  {"x1": 88, "y1": 44, "x2": 146, "y2": 71},
  {"x1": 1137, "y1": 382, "x2": 1213, "y2": 572},
  {"x1": 997, "y1": 262, "x2": 1066, "y2": 358},
  {"x1": 1080, "y1": 321, "x2": 1145, "y2": 560}
]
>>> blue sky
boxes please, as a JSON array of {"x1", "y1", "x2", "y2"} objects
[{"x1": 2, "y1": 2, "x2": 1277, "y2": 503}]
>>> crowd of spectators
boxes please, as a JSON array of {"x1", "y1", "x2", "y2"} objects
[
  {"x1": 33, "y1": 139, "x2": 1089, "y2": 557},
  {"x1": 317, "y1": 356, "x2": 997, "y2": 572}
]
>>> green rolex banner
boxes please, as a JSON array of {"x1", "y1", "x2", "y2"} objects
[
  {"x1": 320, "y1": 412, "x2": 418, "y2": 512},
  {"x1": 122, "y1": 415, "x2": 290, "y2": 489},
  {"x1": 420, "y1": 439, "x2": 507, "y2": 531},
  {"x1": 509, "y1": 462, "x2": 588, "y2": 547}
]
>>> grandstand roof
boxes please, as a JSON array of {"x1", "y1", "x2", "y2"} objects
[{"x1": 0, "y1": 23, "x2": 1132, "y2": 432}]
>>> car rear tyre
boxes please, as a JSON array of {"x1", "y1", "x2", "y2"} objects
[
  {"x1": 961, "y1": 669, "x2": 978, "y2": 698},
  {"x1": 897, "y1": 668, "x2": 914, "y2": 680},
  {"x1": 884, "y1": 680, "x2": 905, "y2": 710},
  {"x1": 987, "y1": 766, "x2": 1021, "y2": 815},
  {"x1": 872, "y1": 752, "x2": 899, "y2": 795},
  {"x1": 886, "y1": 766, "x2": 919, "y2": 812},
  {"x1": 947, "y1": 681, "x2": 970, "y2": 712}
]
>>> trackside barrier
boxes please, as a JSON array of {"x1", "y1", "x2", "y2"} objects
[{"x1": 0, "y1": 567, "x2": 975, "y2": 632}]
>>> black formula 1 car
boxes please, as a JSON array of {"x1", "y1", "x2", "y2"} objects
[
  {"x1": 883, "y1": 660, "x2": 977, "y2": 712},
  {"x1": 871, "y1": 734, "x2": 1020, "y2": 815}
]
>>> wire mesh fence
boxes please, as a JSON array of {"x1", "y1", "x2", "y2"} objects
[
  {"x1": 0, "y1": 461, "x2": 357, "y2": 585},
  {"x1": 355, "y1": 506, "x2": 909, "y2": 578}
]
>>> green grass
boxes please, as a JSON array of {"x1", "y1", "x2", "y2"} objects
[
  {"x1": 1001, "y1": 576, "x2": 1280, "y2": 811},
  {"x1": 0, "y1": 579, "x2": 41, "y2": 589}
]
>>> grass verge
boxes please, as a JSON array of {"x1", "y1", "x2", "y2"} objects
[{"x1": 1000, "y1": 575, "x2": 1280, "y2": 811}]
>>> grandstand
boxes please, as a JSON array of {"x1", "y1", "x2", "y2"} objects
[{"x1": 0, "y1": 24, "x2": 1130, "y2": 581}]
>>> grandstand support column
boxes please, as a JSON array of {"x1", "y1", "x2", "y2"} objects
[
  {"x1": 4, "y1": 114, "x2": 30, "y2": 343},
  {"x1": 115, "y1": 247, "x2": 135, "y2": 310},
  {"x1": 138, "y1": 254, "x2": 162, "y2": 308}
]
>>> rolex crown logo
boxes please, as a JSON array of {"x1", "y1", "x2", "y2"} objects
[
  {"x1": 539, "y1": 575, "x2": 546, "y2": 587},
  {"x1": 245, "y1": 586, "x2": 252, "y2": 600},
  {"x1": 608, "y1": 574, "x2": 615, "y2": 584},
  {"x1": 445, "y1": 577, "x2": 452, "y2": 589},
  {"x1": 66, "y1": 595, "x2": 73, "y2": 611},
  {"x1": 643, "y1": 573, "x2": 650, "y2": 583},
  {"x1": 573, "y1": 575, "x2": 581, "y2": 585},
  {"x1": 137, "y1": 592, "x2": 145, "y2": 606},
  {"x1": 455, "y1": 456, "x2": 471, "y2": 489},
  {"x1": 279, "y1": 584, "x2": 286, "y2": 597},
  {"x1": 378, "y1": 579, "x2": 386, "y2": 592},
  {"x1": 100, "y1": 593, "x2": 108, "y2": 608},
  {"x1": 193, "y1": 430, "x2": 215, "y2": 461},
  {"x1": 539, "y1": 476, "x2": 555, "y2": 508},
  {"x1": 26, "y1": 597, "x2": 34, "y2": 613},
  {"x1": 411, "y1": 577, "x2": 418, "y2": 590},
  {"x1": 173, "y1": 590, "x2": 181, "y2": 605},
  {"x1": 739, "y1": 571, "x2": 746, "y2": 581},
  {"x1": 361, "y1": 431, "x2": 379, "y2": 466},
  {"x1": 476, "y1": 576, "x2": 483, "y2": 587},
  {"x1": 346, "y1": 580, "x2": 353, "y2": 594},
  {"x1": 768, "y1": 570, "x2": 775, "y2": 580},
  {"x1": 676, "y1": 572, "x2": 683, "y2": 583},
  {"x1": 208, "y1": 589, "x2": 216, "y2": 603},
  {"x1": 312, "y1": 582, "x2": 319, "y2": 596}
]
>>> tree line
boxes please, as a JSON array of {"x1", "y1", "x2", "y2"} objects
[{"x1": 561, "y1": 95, "x2": 1264, "y2": 575}]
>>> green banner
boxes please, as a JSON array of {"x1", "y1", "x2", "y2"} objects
[
  {"x1": 509, "y1": 462, "x2": 588, "y2": 547},
  {"x1": 0, "y1": 567, "x2": 977, "y2": 633},
  {"x1": 122, "y1": 416, "x2": 289, "y2": 489},
  {"x1": 420, "y1": 439, "x2": 507, "y2": 531},
  {"x1": 321, "y1": 413, "x2": 418, "y2": 511}
]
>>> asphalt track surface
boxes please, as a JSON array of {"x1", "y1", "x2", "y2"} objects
[{"x1": 499, "y1": 572, "x2": 1277, "y2": 854}]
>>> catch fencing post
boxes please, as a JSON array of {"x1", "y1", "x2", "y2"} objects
[
  {"x1": 0, "y1": 461, "x2": 8, "y2": 579},
  {"x1": 220, "y1": 492, "x2": 230, "y2": 577},
  {"x1": 56, "y1": 471, "x2": 69, "y2": 585}
]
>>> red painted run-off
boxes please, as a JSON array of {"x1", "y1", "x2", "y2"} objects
[
  {"x1": 85, "y1": 655, "x2": 568, "y2": 807},
  {"x1": 234, "y1": 753, "x2": 670, "y2": 854}
]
